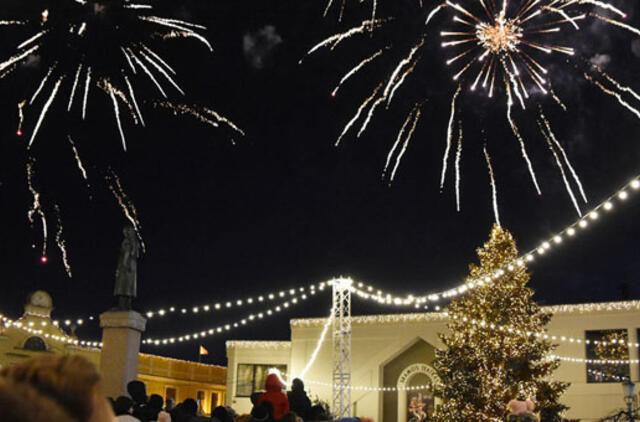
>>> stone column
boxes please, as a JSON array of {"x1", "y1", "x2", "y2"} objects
[{"x1": 100, "y1": 311, "x2": 147, "y2": 398}]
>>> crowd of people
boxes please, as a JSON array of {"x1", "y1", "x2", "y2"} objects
[{"x1": 0, "y1": 355, "x2": 363, "y2": 422}]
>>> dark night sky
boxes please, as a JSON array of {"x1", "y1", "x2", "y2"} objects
[{"x1": 0, "y1": 0, "x2": 639, "y2": 364}]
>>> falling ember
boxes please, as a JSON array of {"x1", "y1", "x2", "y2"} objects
[
  {"x1": 383, "y1": 105, "x2": 422, "y2": 183},
  {"x1": 440, "y1": 84, "x2": 461, "y2": 191},
  {"x1": 27, "y1": 158, "x2": 48, "y2": 258},
  {"x1": 40, "y1": 255, "x2": 48, "y2": 264},
  {"x1": 106, "y1": 170, "x2": 146, "y2": 253},
  {"x1": 454, "y1": 124, "x2": 463, "y2": 212},
  {"x1": 152, "y1": 101, "x2": 244, "y2": 137},
  {"x1": 54, "y1": 205, "x2": 72, "y2": 278},
  {"x1": 67, "y1": 136, "x2": 88, "y2": 181},
  {"x1": 17, "y1": 100, "x2": 25, "y2": 136},
  {"x1": 483, "y1": 145, "x2": 500, "y2": 226}
]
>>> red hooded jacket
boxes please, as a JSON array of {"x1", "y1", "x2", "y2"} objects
[{"x1": 258, "y1": 374, "x2": 290, "y2": 420}]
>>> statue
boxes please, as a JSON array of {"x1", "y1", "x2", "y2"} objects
[{"x1": 114, "y1": 226, "x2": 141, "y2": 310}]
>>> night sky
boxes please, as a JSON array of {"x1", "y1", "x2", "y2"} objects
[{"x1": 0, "y1": 0, "x2": 639, "y2": 364}]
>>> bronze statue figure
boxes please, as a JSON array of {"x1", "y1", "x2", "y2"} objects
[{"x1": 114, "y1": 226, "x2": 141, "y2": 310}]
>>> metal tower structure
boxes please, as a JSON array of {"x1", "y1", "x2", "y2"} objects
[{"x1": 332, "y1": 277, "x2": 352, "y2": 419}]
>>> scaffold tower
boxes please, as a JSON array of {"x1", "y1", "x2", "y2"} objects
[{"x1": 332, "y1": 277, "x2": 352, "y2": 419}]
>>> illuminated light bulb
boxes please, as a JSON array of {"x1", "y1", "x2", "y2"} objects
[
  {"x1": 65, "y1": 320, "x2": 71, "y2": 326},
  {"x1": 259, "y1": 296, "x2": 264, "y2": 301},
  {"x1": 193, "y1": 307, "x2": 199, "y2": 313},
  {"x1": 181, "y1": 308, "x2": 187, "y2": 314},
  {"x1": 526, "y1": 255, "x2": 534, "y2": 262},
  {"x1": 604, "y1": 202, "x2": 613, "y2": 211},
  {"x1": 159, "y1": 309, "x2": 166, "y2": 316},
  {"x1": 553, "y1": 235, "x2": 562, "y2": 244},
  {"x1": 567, "y1": 228, "x2": 576, "y2": 236},
  {"x1": 77, "y1": 319, "x2": 83, "y2": 325},
  {"x1": 226, "y1": 302, "x2": 232, "y2": 308},
  {"x1": 28, "y1": 322, "x2": 34, "y2": 327},
  {"x1": 579, "y1": 220, "x2": 588, "y2": 228},
  {"x1": 147, "y1": 312, "x2": 154, "y2": 318},
  {"x1": 619, "y1": 191, "x2": 628, "y2": 200},
  {"x1": 289, "y1": 289, "x2": 295, "y2": 295},
  {"x1": 203, "y1": 305, "x2": 210, "y2": 311},
  {"x1": 632, "y1": 180, "x2": 640, "y2": 190},
  {"x1": 247, "y1": 298, "x2": 253, "y2": 304},
  {"x1": 268, "y1": 294, "x2": 275, "y2": 300},
  {"x1": 543, "y1": 242, "x2": 551, "y2": 250},
  {"x1": 236, "y1": 300, "x2": 242, "y2": 306},
  {"x1": 537, "y1": 247, "x2": 545, "y2": 255},
  {"x1": 215, "y1": 303, "x2": 221, "y2": 309},
  {"x1": 279, "y1": 292, "x2": 285, "y2": 298},
  {"x1": 589, "y1": 211, "x2": 599, "y2": 220}
]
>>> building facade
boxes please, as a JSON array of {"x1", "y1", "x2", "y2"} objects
[
  {"x1": 226, "y1": 301, "x2": 640, "y2": 421},
  {"x1": 0, "y1": 291, "x2": 226, "y2": 416}
]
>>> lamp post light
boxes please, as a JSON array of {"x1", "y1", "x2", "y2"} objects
[{"x1": 622, "y1": 379, "x2": 636, "y2": 421}]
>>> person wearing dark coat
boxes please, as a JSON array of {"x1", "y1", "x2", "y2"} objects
[
  {"x1": 287, "y1": 378, "x2": 311, "y2": 420},
  {"x1": 127, "y1": 380, "x2": 153, "y2": 422}
]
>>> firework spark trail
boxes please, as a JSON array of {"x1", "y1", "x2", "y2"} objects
[
  {"x1": 140, "y1": 44, "x2": 176, "y2": 75},
  {"x1": 29, "y1": 77, "x2": 63, "y2": 147},
  {"x1": 592, "y1": 66, "x2": 640, "y2": 103},
  {"x1": 383, "y1": 40, "x2": 424, "y2": 101},
  {"x1": 539, "y1": 109, "x2": 587, "y2": 203},
  {"x1": 106, "y1": 170, "x2": 146, "y2": 252},
  {"x1": 128, "y1": 49, "x2": 167, "y2": 97},
  {"x1": 106, "y1": 86, "x2": 127, "y2": 151},
  {"x1": 82, "y1": 67, "x2": 91, "y2": 119},
  {"x1": 387, "y1": 60, "x2": 419, "y2": 107},
  {"x1": 17, "y1": 100, "x2": 25, "y2": 135},
  {"x1": 151, "y1": 101, "x2": 245, "y2": 136},
  {"x1": 566, "y1": 0, "x2": 626, "y2": 18},
  {"x1": 54, "y1": 205, "x2": 72, "y2": 278},
  {"x1": 383, "y1": 106, "x2": 421, "y2": 182},
  {"x1": 67, "y1": 136, "x2": 88, "y2": 181},
  {"x1": 30, "y1": 65, "x2": 55, "y2": 104},
  {"x1": 538, "y1": 118, "x2": 583, "y2": 216},
  {"x1": 505, "y1": 80, "x2": 542, "y2": 195},
  {"x1": 389, "y1": 107, "x2": 422, "y2": 182},
  {"x1": 455, "y1": 124, "x2": 463, "y2": 212},
  {"x1": 336, "y1": 83, "x2": 383, "y2": 146},
  {"x1": 584, "y1": 73, "x2": 640, "y2": 120},
  {"x1": 139, "y1": 51, "x2": 185, "y2": 95},
  {"x1": 301, "y1": 19, "x2": 389, "y2": 62},
  {"x1": 27, "y1": 159, "x2": 48, "y2": 258},
  {"x1": 592, "y1": 14, "x2": 640, "y2": 37},
  {"x1": 440, "y1": 84, "x2": 461, "y2": 191},
  {"x1": 483, "y1": 145, "x2": 500, "y2": 226},
  {"x1": 68, "y1": 64, "x2": 82, "y2": 111},
  {"x1": 357, "y1": 95, "x2": 387, "y2": 137},
  {"x1": 0, "y1": 45, "x2": 39, "y2": 74},
  {"x1": 140, "y1": 16, "x2": 213, "y2": 51},
  {"x1": 550, "y1": 87, "x2": 567, "y2": 111},
  {"x1": 332, "y1": 48, "x2": 387, "y2": 97},
  {"x1": 426, "y1": 3, "x2": 447, "y2": 25},
  {"x1": 125, "y1": 76, "x2": 145, "y2": 126}
]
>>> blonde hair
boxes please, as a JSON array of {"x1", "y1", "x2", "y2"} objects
[{"x1": 0, "y1": 355, "x2": 103, "y2": 421}]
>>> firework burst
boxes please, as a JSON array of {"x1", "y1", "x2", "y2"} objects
[
  {"x1": 1, "y1": 0, "x2": 239, "y2": 151},
  {"x1": 305, "y1": 0, "x2": 640, "y2": 217}
]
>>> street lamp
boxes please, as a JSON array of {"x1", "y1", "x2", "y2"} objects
[{"x1": 622, "y1": 378, "x2": 636, "y2": 421}]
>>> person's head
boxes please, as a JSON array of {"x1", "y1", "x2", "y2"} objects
[
  {"x1": 149, "y1": 394, "x2": 164, "y2": 409},
  {"x1": 0, "y1": 355, "x2": 114, "y2": 422},
  {"x1": 114, "y1": 396, "x2": 134, "y2": 416},
  {"x1": 251, "y1": 402, "x2": 272, "y2": 421},
  {"x1": 250, "y1": 392, "x2": 262, "y2": 406},
  {"x1": 165, "y1": 398, "x2": 175, "y2": 411},
  {"x1": 291, "y1": 378, "x2": 304, "y2": 393},
  {"x1": 0, "y1": 377, "x2": 75, "y2": 422},
  {"x1": 264, "y1": 373, "x2": 283, "y2": 392},
  {"x1": 127, "y1": 380, "x2": 147, "y2": 404},
  {"x1": 213, "y1": 405, "x2": 233, "y2": 422},
  {"x1": 182, "y1": 398, "x2": 198, "y2": 416}
]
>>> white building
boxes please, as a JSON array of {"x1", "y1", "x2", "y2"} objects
[{"x1": 226, "y1": 300, "x2": 640, "y2": 421}]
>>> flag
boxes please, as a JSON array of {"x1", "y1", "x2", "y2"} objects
[{"x1": 199, "y1": 345, "x2": 209, "y2": 356}]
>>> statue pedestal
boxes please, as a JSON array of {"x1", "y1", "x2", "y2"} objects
[{"x1": 99, "y1": 310, "x2": 146, "y2": 398}]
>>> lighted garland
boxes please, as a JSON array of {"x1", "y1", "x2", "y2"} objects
[{"x1": 0, "y1": 313, "x2": 101, "y2": 349}]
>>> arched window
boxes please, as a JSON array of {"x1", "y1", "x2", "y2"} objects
[{"x1": 23, "y1": 336, "x2": 47, "y2": 351}]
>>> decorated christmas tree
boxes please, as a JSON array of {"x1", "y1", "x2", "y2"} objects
[{"x1": 433, "y1": 224, "x2": 569, "y2": 422}]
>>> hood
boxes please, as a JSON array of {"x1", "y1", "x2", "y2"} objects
[{"x1": 264, "y1": 373, "x2": 283, "y2": 392}]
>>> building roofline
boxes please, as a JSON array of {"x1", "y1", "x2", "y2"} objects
[
  {"x1": 289, "y1": 300, "x2": 640, "y2": 328},
  {"x1": 226, "y1": 340, "x2": 291, "y2": 350},
  {"x1": 139, "y1": 353, "x2": 226, "y2": 369}
]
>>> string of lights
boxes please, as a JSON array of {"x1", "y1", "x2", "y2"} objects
[
  {"x1": 348, "y1": 177, "x2": 640, "y2": 307},
  {"x1": 51, "y1": 175, "x2": 640, "y2": 324},
  {"x1": 142, "y1": 290, "x2": 317, "y2": 346},
  {"x1": 0, "y1": 313, "x2": 101, "y2": 349},
  {"x1": 53, "y1": 281, "x2": 333, "y2": 324}
]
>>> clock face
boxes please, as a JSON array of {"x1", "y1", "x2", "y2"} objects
[{"x1": 30, "y1": 291, "x2": 52, "y2": 308}]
